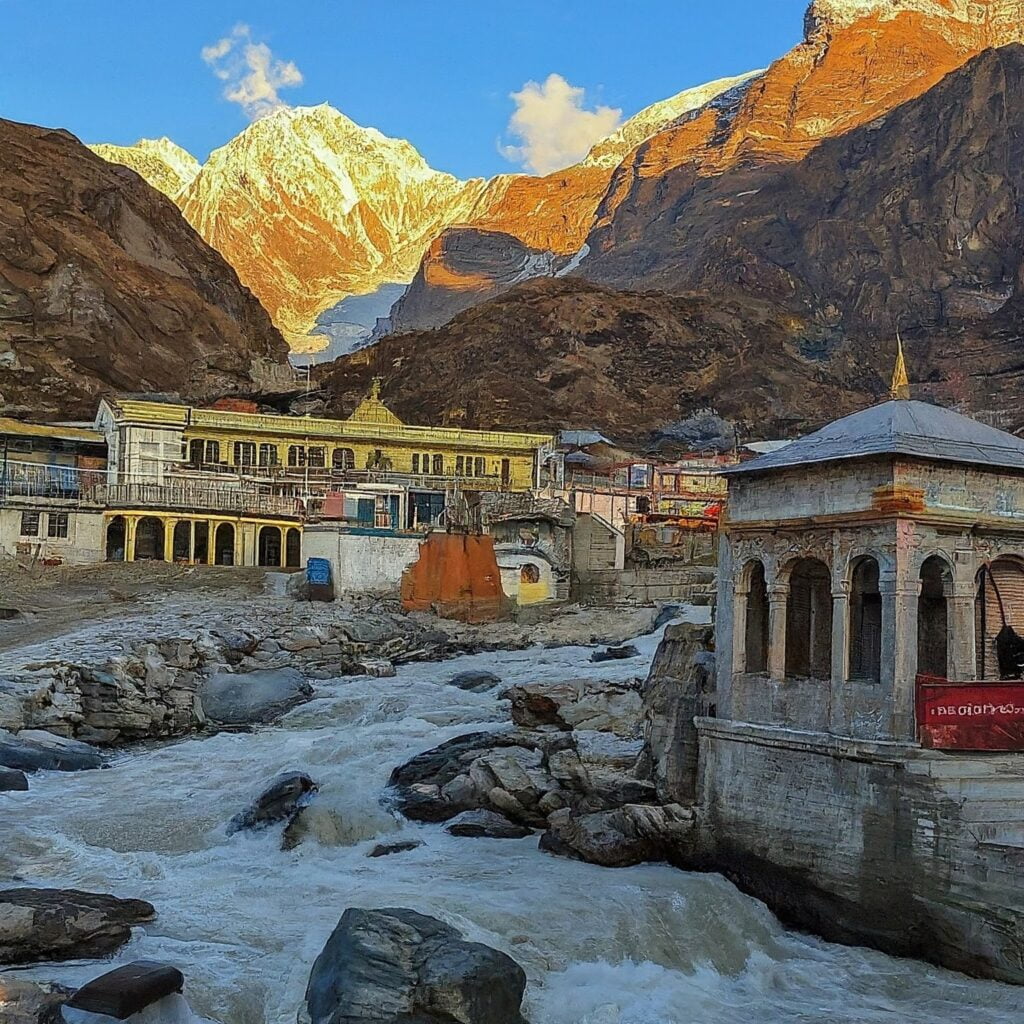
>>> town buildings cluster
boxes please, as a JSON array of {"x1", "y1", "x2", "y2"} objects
[{"x1": 0, "y1": 380, "x2": 728, "y2": 606}]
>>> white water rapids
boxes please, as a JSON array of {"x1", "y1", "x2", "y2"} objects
[{"x1": 3, "y1": 622, "x2": 1022, "y2": 1024}]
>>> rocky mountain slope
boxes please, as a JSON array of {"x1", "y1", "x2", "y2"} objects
[
  {"x1": 322, "y1": 44, "x2": 1024, "y2": 438},
  {"x1": 89, "y1": 80, "x2": 760, "y2": 352},
  {"x1": 0, "y1": 118, "x2": 291, "y2": 420},
  {"x1": 87, "y1": 138, "x2": 201, "y2": 199},
  {"x1": 318, "y1": 277, "x2": 876, "y2": 440},
  {"x1": 394, "y1": 0, "x2": 1024, "y2": 334}
]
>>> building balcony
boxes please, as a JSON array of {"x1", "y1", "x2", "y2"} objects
[{"x1": 105, "y1": 482, "x2": 300, "y2": 520}]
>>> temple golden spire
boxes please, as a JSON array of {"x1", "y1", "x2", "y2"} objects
[{"x1": 890, "y1": 330, "x2": 910, "y2": 401}]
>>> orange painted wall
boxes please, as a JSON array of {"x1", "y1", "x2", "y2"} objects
[{"x1": 401, "y1": 532, "x2": 508, "y2": 623}]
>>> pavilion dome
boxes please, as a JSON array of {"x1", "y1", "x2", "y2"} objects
[{"x1": 728, "y1": 400, "x2": 1024, "y2": 476}]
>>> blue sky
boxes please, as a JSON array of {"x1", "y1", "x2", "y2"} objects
[{"x1": 1, "y1": 1, "x2": 808, "y2": 178}]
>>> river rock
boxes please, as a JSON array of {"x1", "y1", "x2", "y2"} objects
[
  {"x1": 445, "y1": 809, "x2": 532, "y2": 839},
  {"x1": 0, "y1": 888, "x2": 156, "y2": 965},
  {"x1": 227, "y1": 771, "x2": 318, "y2": 835},
  {"x1": 0, "y1": 729, "x2": 105, "y2": 772},
  {"x1": 388, "y1": 732, "x2": 541, "y2": 822},
  {"x1": 590, "y1": 644, "x2": 641, "y2": 663},
  {"x1": 282, "y1": 802, "x2": 345, "y2": 850},
  {"x1": 199, "y1": 668, "x2": 313, "y2": 726},
  {"x1": 302, "y1": 907, "x2": 529, "y2": 1024},
  {"x1": 368, "y1": 840, "x2": 424, "y2": 858},
  {"x1": 503, "y1": 680, "x2": 642, "y2": 738},
  {"x1": 447, "y1": 670, "x2": 502, "y2": 693},
  {"x1": 1, "y1": 766, "x2": 29, "y2": 790},
  {"x1": 64, "y1": 960, "x2": 184, "y2": 1019},
  {"x1": 0, "y1": 977, "x2": 72, "y2": 1023},
  {"x1": 540, "y1": 804, "x2": 697, "y2": 868}
]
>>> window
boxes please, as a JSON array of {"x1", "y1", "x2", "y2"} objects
[
  {"x1": 743, "y1": 560, "x2": 769, "y2": 673},
  {"x1": 188, "y1": 439, "x2": 204, "y2": 466},
  {"x1": 465, "y1": 456, "x2": 474, "y2": 477},
  {"x1": 629, "y1": 464, "x2": 650, "y2": 488},
  {"x1": 919, "y1": 556, "x2": 950, "y2": 679},
  {"x1": 475, "y1": 458, "x2": 486, "y2": 477},
  {"x1": 785, "y1": 558, "x2": 832, "y2": 680},
  {"x1": 848, "y1": 557, "x2": 882, "y2": 682},
  {"x1": 47, "y1": 512, "x2": 69, "y2": 539},
  {"x1": 258, "y1": 444, "x2": 278, "y2": 467},
  {"x1": 501, "y1": 459, "x2": 511, "y2": 483},
  {"x1": 288, "y1": 445, "x2": 306, "y2": 468},
  {"x1": 456, "y1": 456, "x2": 464, "y2": 475},
  {"x1": 332, "y1": 448, "x2": 354, "y2": 471},
  {"x1": 432, "y1": 454, "x2": 444, "y2": 476},
  {"x1": 205, "y1": 440, "x2": 220, "y2": 464},
  {"x1": 422, "y1": 453, "x2": 430, "y2": 473},
  {"x1": 233, "y1": 441, "x2": 256, "y2": 467},
  {"x1": 307, "y1": 447, "x2": 326, "y2": 469},
  {"x1": 19, "y1": 511, "x2": 40, "y2": 537},
  {"x1": 412, "y1": 454, "x2": 420, "y2": 473}
]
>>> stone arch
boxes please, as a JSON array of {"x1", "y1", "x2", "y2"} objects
[
  {"x1": 214, "y1": 523, "x2": 235, "y2": 566},
  {"x1": 258, "y1": 525, "x2": 282, "y2": 567},
  {"x1": 285, "y1": 528, "x2": 302, "y2": 568},
  {"x1": 784, "y1": 557, "x2": 832, "y2": 680},
  {"x1": 105, "y1": 516, "x2": 126, "y2": 562},
  {"x1": 172, "y1": 520, "x2": 191, "y2": 562},
  {"x1": 918, "y1": 555, "x2": 952, "y2": 679},
  {"x1": 135, "y1": 517, "x2": 165, "y2": 561},
  {"x1": 742, "y1": 558, "x2": 769, "y2": 673},
  {"x1": 975, "y1": 555, "x2": 1024, "y2": 679},
  {"x1": 848, "y1": 555, "x2": 882, "y2": 682}
]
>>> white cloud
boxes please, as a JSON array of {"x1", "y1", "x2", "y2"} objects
[
  {"x1": 201, "y1": 24, "x2": 303, "y2": 121},
  {"x1": 500, "y1": 73, "x2": 622, "y2": 176}
]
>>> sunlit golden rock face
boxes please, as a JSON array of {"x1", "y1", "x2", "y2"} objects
[{"x1": 399, "y1": 0, "x2": 1024, "y2": 334}]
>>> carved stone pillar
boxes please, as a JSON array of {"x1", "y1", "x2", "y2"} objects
[
  {"x1": 948, "y1": 579, "x2": 977, "y2": 681},
  {"x1": 881, "y1": 573, "x2": 919, "y2": 742},
  {"x1": 732, "y1": 579, "x2": 750, "y2": 676},
  {"x1": 829, "y1": 580, "x2": 851, "y2": 733},
  {"x1": 767, "y1": 584, "x2": 788, "y2": 681}
]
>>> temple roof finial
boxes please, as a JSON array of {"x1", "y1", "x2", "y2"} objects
[
  {"x1": 890, "y1": 329, "x2": 910, "y2": 401},
  {"x1": 370, "y1": 376, "x2": 382, "y2": 401}
]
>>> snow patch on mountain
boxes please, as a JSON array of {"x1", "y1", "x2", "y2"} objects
[{"x1": 583, "y1": 70, "x2": 764, "y2": 168}]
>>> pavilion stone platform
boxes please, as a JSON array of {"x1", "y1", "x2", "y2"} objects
[{"x1": 691, "y1": 399, "x2": 1024, "y2": 982}]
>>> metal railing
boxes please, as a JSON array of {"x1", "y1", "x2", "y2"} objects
[
  {"x1": 105, "y1": 482, "x2": 299, "y2": 518},
  {"x1": 0, "y1": 460, "x2": 105, "y2": 505}
]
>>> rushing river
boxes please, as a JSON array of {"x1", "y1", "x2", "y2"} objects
[{"x1": 4, "y1": 623, "x2": 1022, "y2": 1024}]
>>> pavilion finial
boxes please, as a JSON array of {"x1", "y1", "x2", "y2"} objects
[
  {"x1": 890, "y1": 329, "x2": 910, "y2": 401},
  {"x1": 369, "y1": 376, "x2": 382, "y2": 401}
]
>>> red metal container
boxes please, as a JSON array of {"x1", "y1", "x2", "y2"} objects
[{"x1": 916, "y1": 675, "x2": 1024, "y2": 751}]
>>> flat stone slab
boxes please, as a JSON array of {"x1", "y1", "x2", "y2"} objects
[
  {"x1": 0, "y1": 888, "x2": 155, "y2": 965},
  {"x1": 446, "y1": 809, "x2": 532, "y2": 839},
  {"x1": 0, "y1": 729, "x2": 105, "y2": 772}
]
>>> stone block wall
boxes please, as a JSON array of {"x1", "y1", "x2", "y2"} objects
[
  {"x1": 694, "y1": 718, "x2": 1024, "y2": 983},
  {"x1": 574, "y1": 566, "x2": 715, "y2": 607}
]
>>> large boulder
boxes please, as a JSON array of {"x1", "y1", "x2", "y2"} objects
[
  {"x1": 641, "y1": 622, "x2": 715, "y2": 803},
  {"x1": 503, "y1": 680, "x2": 643, "y2": 737},
  {"x1": 63, "y1": 960, "x2": 184, "y2": 1020},
  {"x1": 0, "y1": 729, "x2": 105, "y2": 772},
  {"x1": 0, "y1": 978, "x2": 72, "y2": 1023},
  {"x1": 198, "y1": 668, "x2": 313, "y2": 726},
  {"x1": 227, "y1": 771, "x2": 318, "y2": 835},
  {"x1": 0, "y1": 888, "x2": 155, "y2": 965},
  {"x1": 540, "y1": 804, "x2": 697, "y2": 868},
  {"x1": 388, "y1": 732, "x2": 541, "y2": 823},
  {"x1": 301, "y1": 908, "x2": 529, "y2": 1024}
]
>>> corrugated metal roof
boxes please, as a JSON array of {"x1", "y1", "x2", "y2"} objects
[
  {"x1": 0, "y1": 416, "x2": 104, "y2": 444},
  {"x1": 727, "y1": 400, "x2": 1024, "y2": 476},
  {"x1": 559, "y1": 429, "x2": 611, "y2": 447}
]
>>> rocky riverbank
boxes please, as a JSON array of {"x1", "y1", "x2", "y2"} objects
[{"x1": 0, "y1": 570, "x2": 656, "y2": 753}]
